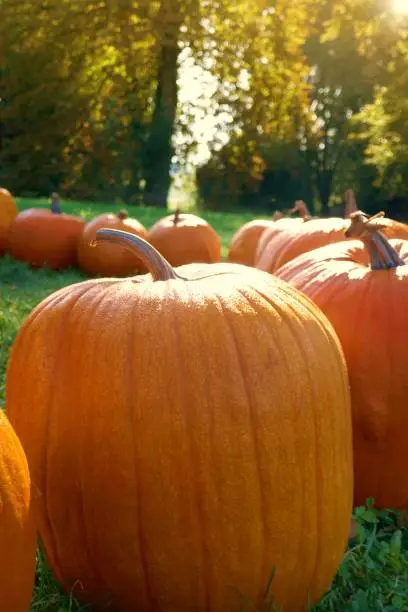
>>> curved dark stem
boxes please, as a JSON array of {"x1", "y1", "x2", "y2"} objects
[
  {"x1": 288, "y1": 200, "x2": 312, "y2": 221},
  {"x1": 94, "y1": 228, "x2": 178, "y2": 280},
  {"x1": 50, "y1": 192, "x2": 61, "y2": 214},
  {"x1": 345, "y1": 211, "x2": 405, "y2": 270},
  {"x1": 95, "y1": 228, "x2": 256, "y2": 283},
  {"x1": 173, "y1": 208, "x2": 181, "y2": 225},
  {"x1": 118, "y1": 209, "x2": 128, "y2": 221}
]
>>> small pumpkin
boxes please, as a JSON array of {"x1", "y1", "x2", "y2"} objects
[
  {"x1": 148, "y1": 208, "x2": 221, "y2": 266},
  {"x1": 0, "y1": 187, "x2": 18, "y2": 254},
  {"x1": 227, "y1": 219, "x2": 275, "y2": 267},
  {"x1": 0, "y1": 410, "x2": 36, "y2": 611},
  {"x1": 77, "y1": 209, "x2": 149, "y2": 277},
  {"x1": 7, "y1": 230, "x2": 353, "y2": 612},
  {"x1": 9, "y1": 206, "x2": 85, "y2": 270},
  {"x1": 276, "y1": 210, "x2": 408, "y2": 508}
]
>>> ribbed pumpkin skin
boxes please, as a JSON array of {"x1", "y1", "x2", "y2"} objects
[
  {"x1": 148, "y1": 212, "x2": 221, "y2": 266},
  {"x1": 227, "y1": 220, "x2": 274, "y2": 266},
  {"x1": 258, "y1": 219, "x2": 348, "y2": 274},
  {"x1": 0, "y1": 188, "x2": 18, "y2": 254},
  {"x1": 77, "y1": 213, "x2": 149, "y2": 277},
  {"x1": 258, "y1": 217, "x2": 408, "y2": 275},
  {"x1": 9, "y1": 208, "x2": 85, "y2": 270},
  {"x1": 7, "y1": 264, "x2": 352, "y2": 612},
  {"x1": 276, "y1": 238, "x2": 408, "y2": 508},
  {"x1": 0, "y1": 411, "x2": 36, "y2": 611},
  {"x1": 255, "y1": 218, "x2": 303, "y2": 265}
]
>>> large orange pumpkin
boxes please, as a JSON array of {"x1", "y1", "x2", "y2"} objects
[
  {"x1": 276, "y1": 210, "x2": 408, "y2": 508},
  {"x1": 148, "y1": 209, "x2": 221, "y2": 266},
  {"x1": 0, "y1": 187, "x2": 18, "y2": 254},
  {"x1": 77, "y1": 210, "x2": 149, "y2": 277},
  {"x1": 7, "y1": 230, "x2": 353, "y2": 612},
  {"x1": 258, "y1": 194, "x2": 408, "y2": 274},
  {"x1": 9, "y1": 207, "x2": 85, "y2": 270},
  {"x1": 0, "y1": 410, "x2": 36, "y2": 611},
  {"x1": 227, "y1": 219, "x2": 275, "y2": 266}
]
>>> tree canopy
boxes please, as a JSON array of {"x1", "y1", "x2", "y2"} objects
[{"x1": 1, "y1": 0, "x2": 408, "y2": 213}]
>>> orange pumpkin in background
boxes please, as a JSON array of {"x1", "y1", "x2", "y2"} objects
[
  {"x1": 257, "y1": 216, "x2": 349, "y2": 273},
  {"x1": 254, "y1": 202, "x2": 310, "y2": 265},
  {"x1": 148, "y1": 208, "x2": 221, "y2": 266},
  {"x1": 227, "y1": 219, "x2": 275, "y2": 266},
  {"x1": 77, "y1": 210, "x2": 149, "y2": 277},
  {"x1": 9, "y1": 206, "x2": 85, "y2": 270},
  {"x1": 7, "y1": 229, "x2": 353, "y2": 612},
  {"x1": 0, "y1": 410, "x2": 36, "y2": 612},
  {"x1": 0, "y1": 187, "x2": 18, "y2": 254},
  {"x1": 257, "y1": 192, "x2": 408, "y2": 274},
  {"x1": 276, "y1": 210, "x2": 408, "y2": 508}
]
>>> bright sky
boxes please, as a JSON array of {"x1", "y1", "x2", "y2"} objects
[
  {"x1": 393, "y1": 0, "x2": 408, "y2": 14},
  {"x1": 175, "y1": 49, "x2": 231, "y2": 167}
]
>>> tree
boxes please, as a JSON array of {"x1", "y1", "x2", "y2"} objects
[{"x1": 323, "y1": 0, "x2": 408, "y2": 214}]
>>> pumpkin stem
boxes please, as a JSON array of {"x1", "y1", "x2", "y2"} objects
[
  {"x1": 288, "y1": 200, "x2": 312, "y2": 221},
  {"x1": 345, "y1": 211, "x2": 405, "y2": 270},
  {"x1": 344, "y1": 189, "x2": 357, "y2": 219},
  {"x1": 50, "y1": 192, "x2": 61, "y2": 214},
  {"x1": 94, "y1": 229, "x2": 179, "y2": 280},
  {"x1": 173, "y1": 208, "x2": 181, "y2": 225},
  {"x1": 118, "y1": 209, "x2": 128, "y2": 221}
]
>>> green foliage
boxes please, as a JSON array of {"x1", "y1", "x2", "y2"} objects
[
  {"x1": 8, "y1": 0, "x2": 408, "y2": 212},
  {"x1": 313, "y1": 502, "x2": 408, "y2": 611}
]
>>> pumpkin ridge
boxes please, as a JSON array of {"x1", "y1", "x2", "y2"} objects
[
  {"x1": 15, "y1": 282, "x2": 103, "y2": 588},
  {"x1": 266, "y1": 289, "x2": 322, "y2": 593},
  {"x1": 216, "y1": 290, "x2": 266, "y2": 592},
  {"x1": 259, "y1": 282, "x2": 352, "y2": 597},
  {"x1": 170, "y1": 282, "x2": 212, "y2": 610},
  {"x1": 235, "y1": 284, "x2": 327, "y2": 603},
  {"x1": 125, "y1": 286, "x2": 154, "y2": 608},
  {"x1": 75, "y1": 285, "x2": 123, "y2": 603},
  {"x1": 45, "y1": 284, "x2": 107, "y2": 586}
]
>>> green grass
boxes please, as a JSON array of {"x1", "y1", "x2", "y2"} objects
[{"x1": 1, "y1": 198, "x2": 408, "y2": 611}]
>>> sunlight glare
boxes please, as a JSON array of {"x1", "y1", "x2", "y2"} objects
[{"x1": 393, "y1": 0, "x2": 408, "y2": 14}]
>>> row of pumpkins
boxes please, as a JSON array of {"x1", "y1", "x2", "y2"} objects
[
  {"x1": 0, "y1": 188, "x2": 222, "y2": 275},
  {"x1": 2, "y1": 185, "x2": 408, "y2": 611}
]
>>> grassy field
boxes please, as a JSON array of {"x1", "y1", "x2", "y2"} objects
[{"x1": 1, "y1": 198, "x2": 408, "y2": 611}]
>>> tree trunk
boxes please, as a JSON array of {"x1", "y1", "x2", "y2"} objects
[
  {"x1": 143, "y1": 41, "x2": 180, "y2": 208},
  {"x1": 317, "y1": 169, "x2": 333, "y2": 216}
]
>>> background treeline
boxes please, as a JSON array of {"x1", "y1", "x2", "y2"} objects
[{"x1": 1, "y1": 0, "x2": 408, "y2": 216}]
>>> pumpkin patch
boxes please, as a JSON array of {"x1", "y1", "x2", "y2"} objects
[{"x1": 3, "y1": 197, "x2": 408, "y2": 610}]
